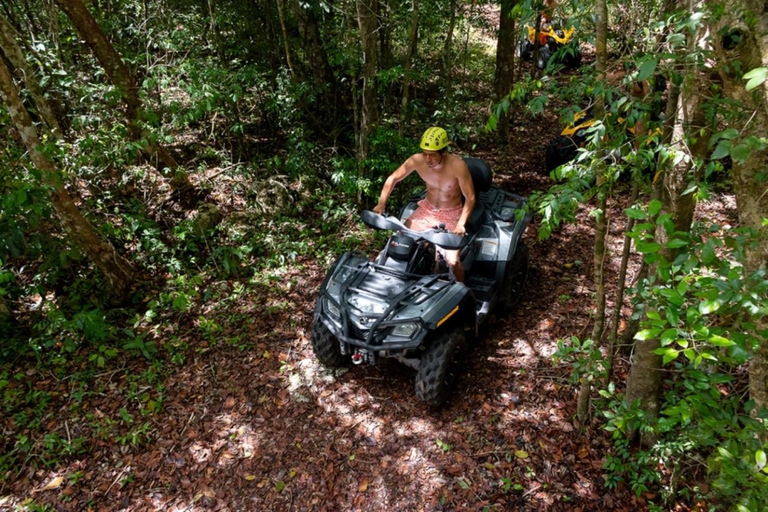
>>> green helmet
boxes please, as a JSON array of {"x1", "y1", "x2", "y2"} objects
[{"x1": 420, "y1": 127, "x2": 450, "y2": 151}]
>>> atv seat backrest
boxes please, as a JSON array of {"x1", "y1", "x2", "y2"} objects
[
  {"x1": 464, "y1": 158, "x2": 492, "y2": 193},
  {"x1": 463, "y1": 158, "x2": 491, "y2": 233}
]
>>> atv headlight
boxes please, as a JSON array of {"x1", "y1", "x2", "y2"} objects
[
  {"x1": 391, "y1": 322, "x2": 420, "y2": 338},
  {"x1": 347, "y1": 295, "x2": 386, "y2": 315},
  {"x1": 323, "y1": 297, "x2": 341, "y2": 320}
]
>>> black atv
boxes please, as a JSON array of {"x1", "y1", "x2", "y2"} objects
[{"x1": 311, "y1": 158, "x2": 531, "y2": 406}]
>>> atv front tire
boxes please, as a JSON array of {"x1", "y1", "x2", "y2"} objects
[
  {"x1": 415, "y1": 327, "x2": 465, "y2": 406},
  {"x1": 498, "y1": 242, "x2": 529, "y2": 312},
  {"x1": 545, "y1": 135, "x2": 579, "y2": 172},
  {"x1": 312, "y1": 320, "x2": 348, "y2": 367}
]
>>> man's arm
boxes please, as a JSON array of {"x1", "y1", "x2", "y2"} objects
[
  {"x1": 453, "y1": 162, "x2": 476, "y2": 235},
  {"x1": 373, "y1": 156, "x2": 417, "y2": 214}
]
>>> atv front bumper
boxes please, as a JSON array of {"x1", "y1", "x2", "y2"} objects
[{"x1": 314, "y1": 252, "x2": 473, "y2": 358}]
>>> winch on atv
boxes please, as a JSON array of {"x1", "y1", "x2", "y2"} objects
[{"x1": 311, "y1": 158, "x2": 531, "y2": 406}]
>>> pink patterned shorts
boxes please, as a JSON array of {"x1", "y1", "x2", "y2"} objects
[{"x1": 407, "y1": 199, "x2": 463, "y2": 232}]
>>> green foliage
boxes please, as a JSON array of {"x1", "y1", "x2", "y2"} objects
[
  {"x1": 599, "y1": 213, "x2": 768, "y2": 508},
  {"x1": 553, "y1": 336, "x2": 608, "y2": 385}
]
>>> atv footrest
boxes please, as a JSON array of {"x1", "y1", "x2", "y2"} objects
[{"x1": 466, "y1": 275, "x2": 496, "y2": 302}]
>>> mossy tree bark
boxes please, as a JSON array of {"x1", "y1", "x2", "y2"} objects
[
  {"x1": 399, "y1": 0, "x2": 419, "y2": 137},
  {"x1": 0, "y1": 56, "x2": 135, "y2": 301},
  {"x1": 0, "y1": 13, "x2": 62, "y2": 137},
  {"x1": 355, "y1": 0, "x2": 378, "y2": 204},
  {"x1": 575, "y1": 0, "x2": 609, "y2": 423},
  {"x1": 53, "y1": 0, "x2": 194, "y2": 194},
  {"x1": 625, "y1": 40, "x2": 711, "y2": 441},
  {"x1": 711, "y1": 0, "x2": 768, "y2": 415},
  {"x1": 494, "y1": 0, "x2": 517, "y2": 142}
]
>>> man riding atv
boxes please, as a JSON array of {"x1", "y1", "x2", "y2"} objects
[{"x1": 373, "y1": 127, "x2": 475, "y2": 282}]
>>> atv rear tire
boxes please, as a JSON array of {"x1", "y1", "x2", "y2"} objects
[
  {"x1": 415, "y1": 326, "x2": 465, "y2": 407},
  {"x1": 545, "y1": 135, "x2": 578, "y2": 172},
  {"x1": 498, "y1": 242, "x2": 529, "y2": 312},
  {"x1": 537, "y1": 46, "x2": 551, "y2": 69},
  {"x1": 312, "y1": 320, "x2": 348, "y2": 367}
]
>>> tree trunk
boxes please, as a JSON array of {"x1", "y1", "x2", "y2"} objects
[
  {"x1": 275, "y1": 0, "x2": 296, "y2": 79},
  {"x1": 494, "y1": 0, "x2": 516, "y2": 142},
  {"x1": 625, "y1": 47, "x2": 710, "y2": 440},
  {"x1": 0, "y1": 56, "x2": 135, "y2": 301},
  {"x1": 441, "y1": 0, "x2": 457, "y2": 89},
  {"x1": 378, "y1": 0, "x2": 393, "y2": 71},
  {"x1": 575, "y1": 0, "x2": 609, "y2": 422},
  {"x1": 0, "y1": 13, "x2": 62, "y2": 137},
  {"x1": 399, "y1": 0, "x2": 419, "y2": 137},
  {"x1": 355, "y1": 0, "x2": 378, "y2": 204},
  {"x1": 606, "y1": 183, "x2": 640, "y2": 379},
  {"x1": 54, "y1": 0, "x2": 194, "y2": 195},
  {"x1": 711, "y1": 0, "x2": 768, "y2": 414}
]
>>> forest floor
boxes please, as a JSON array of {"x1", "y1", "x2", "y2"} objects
[{"x1": 1, "y1": 64, "x2": 739, "y2": 511}]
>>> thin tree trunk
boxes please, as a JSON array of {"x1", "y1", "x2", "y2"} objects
[
  {"x1": 399, "y1": 0, "x2": 419, "y2": 137},
  {"x1": 575, "y1": 0, "x2": 609, "y2": 423},
  {"x1": 577, "y1": 188, "x2": 608, "y2": 421},
  {"x1": 494, "y1": 0, "x2": 517, "y2": 142},
  {"x1": 54, "y1": 0, "x2": 194, "y2": 195},
  {"x1": 441, "y1": 0, "x2": 456, "y2": 89},
  {"x1": 356, "y1": 0, "x2": 378, "y2": 205},
  {"x1": 530, "y1": 11, "x2": 543, "y2": 78},
  {"x1": 276, "y1": 0, "x2": 296, "y2": 79},
  {"x1": 606, "y1": 183, "x2": 640, "y2": 380},
  {"x1": 0, "y1": 56, "x2": 135, "y2": 301},
  {"x1": 0, "y1": 13, "x2": 62, "y2": 137}
]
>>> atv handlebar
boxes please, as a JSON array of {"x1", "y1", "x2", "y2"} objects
[{"x1": 361, "y1": 210, "x2": 467, "y2": 250}]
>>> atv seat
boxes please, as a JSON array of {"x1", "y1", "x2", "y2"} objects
[{"x1": 464, "y1": 158, "x2": 492, "y2": 233}]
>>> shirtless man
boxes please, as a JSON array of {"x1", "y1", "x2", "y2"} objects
[{"x1": 373, "y1": 127, "x2": 476, "y2": 282}]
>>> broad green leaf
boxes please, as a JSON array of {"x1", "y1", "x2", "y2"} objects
[
  {"x1": 717, "y1": 128, "x2": 740, "y2": 141},
  {"x1": 637, "y1": 242, "x2": 662, "y2": 254},
  {"x1": 731, "y1": 143, "x2": 752, "y2": 164},
  {"x1": 275, "y1": 480, "x2": 285, "y2": 492},
  {"x1": 743, "y1": 67, "x2": 767, "y2": 91},
  {"x1": 637, "y1": 59, "x2": 658, "y2": 82},
  {"x1": 711, "y1": 141, "x2": 731, "y2": 160},
  {"x1": 756, "y1": 450, "x2": 767, "y2": 470},
  {"x1": 648, "y1": 199, "x2": 662, "y2": 217},
  {"x1": 718, "y1": 446, "x2": 733, "y2": 459},
  {"x1": 654, "y1": 346, "x2": 679, "y2": 364},
  {"x1": 635, "y1": 328, "x2": 661, "y2": 341},
  {"x1": 625, "y1": 207, "x2": 646, "y2": 220},
  {"x1": 708, "y1": 335, "x2": 735, "y2": 347},
  {"x1": 660, "y1": 328, "x2": 678, "y2": 346},
  {"x1": 699, "y1": 299, "x2": 722, "y2": 315},
  {"x1": 666, "y1": 239, "x2": 688, "y2": 248}
]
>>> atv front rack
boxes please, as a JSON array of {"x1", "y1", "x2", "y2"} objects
[{"x1": 334, "y1": 261, "x2": 452, "y2": 348}]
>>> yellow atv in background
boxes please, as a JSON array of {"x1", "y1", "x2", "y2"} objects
[
  {"x1": 544, "y1": 110, "x2": 663, "y2": 172},
  {"x1": 545, "y1": 75, "x2": 668, "y2": 172},
  {"x1": 518, "y1": 19, "x2": 582, "y2": 70}
]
